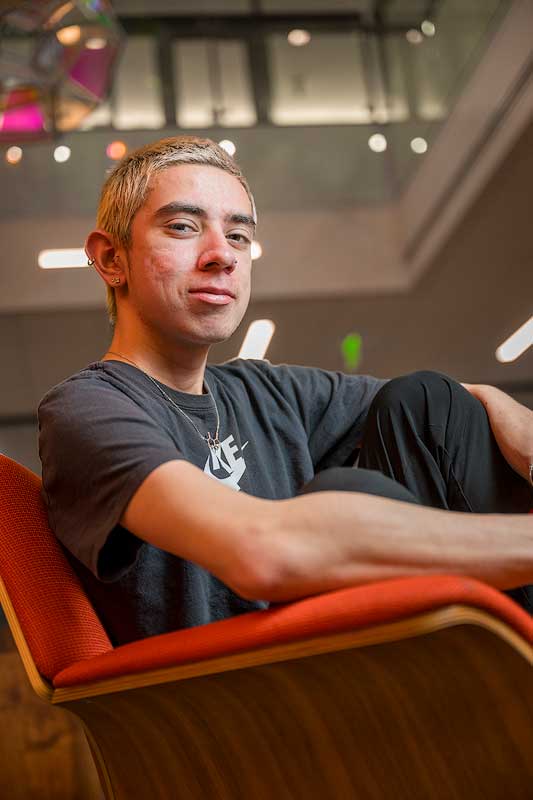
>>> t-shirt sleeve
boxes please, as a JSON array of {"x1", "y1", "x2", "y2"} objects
[
  {"x1": 38, "y1": 375, "x2": 183, "y2": 581},
  {"x1": 258, "y1": 361, "x2": 388, "y2": 471}
]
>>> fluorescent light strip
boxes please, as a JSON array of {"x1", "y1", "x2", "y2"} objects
[
  {"x1": 238, "y1": 319, "x2": 275, "y2": 360},
  {"x1": 495, "y1": 315, "x2": 533, "y2": 363},
  {"x1": 38, "y1": 248, "x2": 87, "y2": 269}
]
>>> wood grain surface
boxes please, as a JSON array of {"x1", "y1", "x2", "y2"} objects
[
  {"x1": 61, "y1": 618, "x2": 533, "y2": 800},
  {"x1": 0, "y1": 624, "x2": 103, "y2": 800}
]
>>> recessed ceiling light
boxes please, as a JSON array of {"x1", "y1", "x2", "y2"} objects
[
  {"x1": 410, "y1": 137, "x2": 428, "y2": 154},
  {"x1": 368, "y1": 133, "x2": 387, "y2": 153},
  {"x1": 495, "y1": 315, "x2": 533, "y2": 362},
  {"x1": 238, "y1": 319, "x2": 275, "y2": 360},
  {"x1": 38, "y1": 248, "x2": 87, "y2": 269},
  {"x1": 85, "y1": 37, "x2": 107, "y2": 50},
  {"x1": 5, "y1": 146, "x2": 22, "y2": 165},
  {"x1": 56, "y1": 25, "x2": 81, "y2": 46},
  {"x1": 218, "y1": 139, "x2": 236, "y2": 156},
  {"x1": 251, "y1": 241, "x2": 262, "y2": 260},
  {"x1": 46, "y1": 2, "x2": 75, "y2": 28},
  {"x1": 421, "y1": 20, "x2": 436, "y2": 37},
  {"x1": 406, "y1": 29, "x2": 423, "y2": 45},
  {"x1": 54, "y1": 145, "x2": 71, "y2": 163},
  {"x1": 288, "y1": 29, "x2": 311, "y2": 47},
  {"x1": 106, "y1": 140, "x2": 127, "y2": 160}
]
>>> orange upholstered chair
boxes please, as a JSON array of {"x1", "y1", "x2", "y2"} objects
[{"x1": 2, "y1": 452, "x2": 533, "y2": 800}]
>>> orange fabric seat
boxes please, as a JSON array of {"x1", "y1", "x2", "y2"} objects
[
  {"x1": 53, "y1": 573, "x2": 533, "y2": 688},
  {"x1": 0, "y1": 454, "x2": 111, "y2": 679}
]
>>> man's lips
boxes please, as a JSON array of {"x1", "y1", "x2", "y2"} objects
[{"x1": 189, "y1": 287, "x2": 235, "y2": 305}]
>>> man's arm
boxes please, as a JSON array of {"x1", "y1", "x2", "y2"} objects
[
  {"x1": 121, "y1": 459, "x2": 533, "y2": 604},
  {"x1": 462, "y1": 383, "x2": 533, "y2": 483}
]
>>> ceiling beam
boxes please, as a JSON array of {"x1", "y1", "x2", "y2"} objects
[{"x1": 118, "y1": 13, "x2": 424, "y2": 39}]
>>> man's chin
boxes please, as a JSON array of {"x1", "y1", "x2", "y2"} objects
[{"x1": 183, "y1": 322, "x2": 241, "y2": 347}]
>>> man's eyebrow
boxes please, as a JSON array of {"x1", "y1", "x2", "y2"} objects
[
  {"x1": 153, "y1": 202, "x2": 256, "y2": 229},
  {"x1": 227, "y1": 212, "x2": 256, "y2": 230},
  {"x1": 153, "y1": 202, "x2": 205, "y2": 220}
]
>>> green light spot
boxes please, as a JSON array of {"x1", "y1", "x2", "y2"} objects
[{"x1": 341, "y1": 333, "x2": 362, "y2": 371}]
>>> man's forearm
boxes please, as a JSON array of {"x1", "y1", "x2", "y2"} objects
[
  {"x1": 125, "y1": 460, "x2": 533, "y2": 607},
  {"x1": 245, "y1": 490, "x2": 533, "y2": 602}
]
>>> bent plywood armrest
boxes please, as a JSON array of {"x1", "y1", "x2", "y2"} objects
[{"x1": 3, "y1": 453, "x2": 533, "y2": 800}]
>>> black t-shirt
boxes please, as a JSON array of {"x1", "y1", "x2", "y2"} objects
[{"x1": 38, "y1": 358, "x2": 387, "y2": 645}]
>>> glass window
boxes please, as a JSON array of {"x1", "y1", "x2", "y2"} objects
[
  {"x1": 268, "y1": 31, "x2": 373, "y2": 126},
  {"x1": 112, "y1": 36, "x2": 165, "y2": 129},
  {"x1": 175, "y1": 39, "x2": 256, "y2": 128}
]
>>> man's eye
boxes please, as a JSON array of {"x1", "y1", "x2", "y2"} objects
[
  {"x1": 227, "y1": 233, "x2": 251, "y2": 245},
  {"x1": 168, "y1": 223, "x2": 194, "y2": 233}
]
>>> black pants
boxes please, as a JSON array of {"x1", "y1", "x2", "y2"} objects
[{"x1": 299, "y1": 371, "x2": 533, "y2": 612}]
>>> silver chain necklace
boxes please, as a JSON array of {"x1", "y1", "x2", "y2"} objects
[{"x1": 106, "y1": 351, "x2": 221, "y2": 453}]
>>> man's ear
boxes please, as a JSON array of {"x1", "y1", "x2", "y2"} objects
[{"x1": 85, "y1": 229, "x2": 126, "y2": 288}]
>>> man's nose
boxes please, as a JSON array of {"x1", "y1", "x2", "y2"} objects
[
  {"x1": 197, "y1": 247, "x2": 237, "y2": 271},
  {"x1": 197, "y1": 231, "x2": 236, "y2": 271}
]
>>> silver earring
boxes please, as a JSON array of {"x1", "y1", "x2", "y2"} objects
[{"x1": 87, "y1": 258, "x2": 95, "y2": 266}]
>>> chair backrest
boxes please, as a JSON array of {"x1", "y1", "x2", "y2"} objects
[{"x1": 0, "y1": 454, "x2": 111, "y2": 680}]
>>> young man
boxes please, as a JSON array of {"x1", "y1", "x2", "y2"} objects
[{"x1": 38, "y1": 136, "x2": 533, "y2": 646}]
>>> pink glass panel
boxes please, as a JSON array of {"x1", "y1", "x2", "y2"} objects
[
  {"x1": 69, "y1": 46, "x2": 115, "y2": 100},
  {"x1": 1, "y1": 103, "x2": 45, "y2": 132}
]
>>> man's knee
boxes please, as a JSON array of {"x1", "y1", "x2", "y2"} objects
[
  {"x1": 299, "y1": 467, "x2": 420, "y2": 505},
  {"x1": 370, "y1": 370, "x2": 479, "y2": 418},
  {"x1": 371, "y1": 370, "x2": 446, "y2": 410}
]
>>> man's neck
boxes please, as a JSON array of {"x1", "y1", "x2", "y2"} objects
[{"x1": 103, "y1": 331, "x2": 209, "y2": 395}]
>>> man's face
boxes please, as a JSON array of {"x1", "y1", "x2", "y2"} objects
[{"x1": 123, "y1": 164, "x2": 255, "y2": 347}]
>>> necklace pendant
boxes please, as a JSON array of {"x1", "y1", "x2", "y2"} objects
[{"x1": 206, "y1": 433, "x2": 220, "y2": 453}]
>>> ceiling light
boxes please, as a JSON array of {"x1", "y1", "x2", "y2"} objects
[
  {"x1": 251, "y1": 241, "x2": 262, "y2": 260},
  {"x1": 56, "y1": 24, "x2": 81, "y2": 46},
  {"x1": 421, "y1": 20, "x2": 436, "y2": 37},
  {"x1": 495, "y1": 315, "x2": 533, "y2": 362},
  {"x1": 54, "y1": 144, "x2": 71, "y2": 162},
  {"x1": 5, "y1": 145, "x2": 22, "y2": 164},
  {"x1": 45, "y1": 2, "x2": 75, "y2": 28},
  {"x1": 410, "y1": 137, "x2": 428, "y2": 154},
  {"x1": 38, "y1": 248, "x2": 87, "y2": 269},
  {"x1": 406, "y1": 29, "x2": 424, "y2": 45},
  {"x1": 238, "y1": 320, "x2": 275, "y2": 360},
  {"x1": 85, "y1": 37, "x2": 107, "y2": 50},
  {"x1": 106, "y1": 140, "x2": 127, "y2": 160},
  {"x1": 368, "y1": 133, "x2": 387, "y2": 153},
  {"x1": 288, "y1": 29, "x2": 311, "y2": 47},
  {"x1": 218, "y1": 139, "x2": 236, "y2": 156}
]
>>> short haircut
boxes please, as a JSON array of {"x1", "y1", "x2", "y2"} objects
[{"x1": 95, "y1": 135, "x2": 256, "y2": 325}]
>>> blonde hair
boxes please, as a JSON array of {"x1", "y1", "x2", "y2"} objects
[{"x1": 96, "y1": 135, "x2": 256, "y2": 326}]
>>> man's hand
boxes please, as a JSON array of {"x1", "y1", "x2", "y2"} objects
[{"x1": 461, "y1": 383, "x2": 533, "y2": 485}]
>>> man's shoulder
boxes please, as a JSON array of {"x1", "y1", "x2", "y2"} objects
[
  {"x1": 210, "y1": 358, "x2": 382, "y2": 389},
  {"x1": 39, "y1": 361, "x2": 110, "y2": 400},
  {"x1": 210, "y1": 357, "x2": 271, "y2": 376},
  {"x1": 209, "y1": 357, "x2": 318, "y2": 382},
  {"x1": 38, "y1": 360, "x2": 150, "y2": 420},
  {"x1": 208, "y1": 357, "x2": 299, "y2": 395}
]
